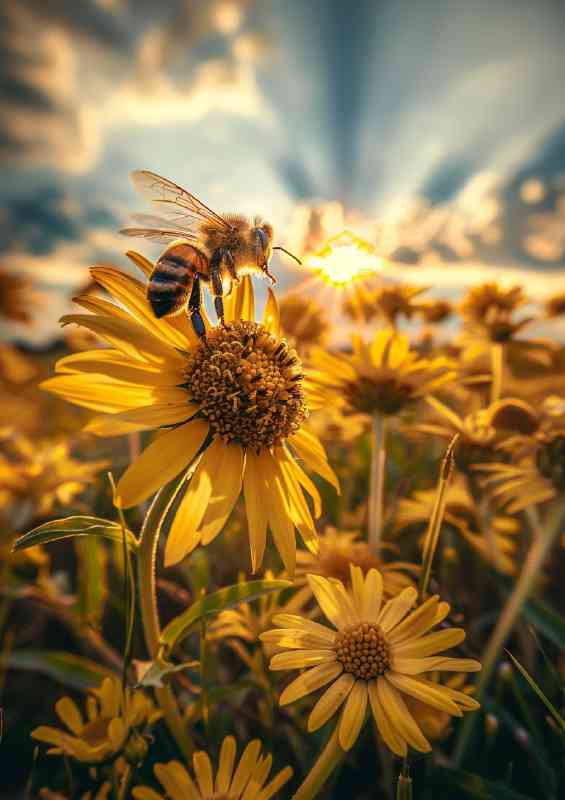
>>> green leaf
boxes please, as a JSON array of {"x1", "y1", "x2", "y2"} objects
[
  {"x1": 506, "y1": 650, "x2": 565, "y2": 736},
  {"x1": 161, "y1": 579, "x2": 292, "y2": 653},
  {"x1": 428, "y1": 767, "x2": 534, "y2": 800},
  {"x1": 1, "y1": 651, "x2": 115, "y2": 690},
  {"x1": 133, "y1": 657, "x2": 199, "y2": 688},
  {"x1": 13, "y1": 516, "x2": 138, "y2": 552},
  {"x1": 185, "y1": 680, "x2": 258, "y2": 724},
  {"x1": 522, "y1": 595, "x2": 565, "y2": 652}
]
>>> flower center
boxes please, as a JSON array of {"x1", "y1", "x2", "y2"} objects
[
  {"x1": 345, "y1": 376, "x2": 413, "y2": 415},
  {"x1": 319, "y1": 544, "x2": 380, "y2": 586},
  {"x1": 335, "y1": 622, "x2": 390, "y2": 679},
  {"x1": 185, "y1": 321, "x2": 307, "y2": 449}
]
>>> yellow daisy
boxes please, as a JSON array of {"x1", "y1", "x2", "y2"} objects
[
  {"x1": 132, "y1": 736, "x2": 292, "y2": 800},
  {"x1": 32, "y1": 676, "x2": 158, "y2": 765},
  {"x1": 42, "y1": 256, "x2": 338, "y2": 574},
  {"x1": 260, "y1": 566, "x2": 480, "y2": 755},
  {"x1": 295, "y1": 526, "x2": 418, "y2": 597},
  {"x1": 308, "y1": 329, "x2": 455, "y2": 418},
  {"x1": 459, "y1": 282, "x2": 530, "y2": 344},
  {"x1": 278, "y1": 293, "x2": 329, "y2": 353},
  {"x1": 342, "y1": 283, "x2": 428, "y2": 327}
]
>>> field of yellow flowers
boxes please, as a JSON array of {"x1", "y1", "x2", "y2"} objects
[{"x1": 2, "y1": 235, "x2": 565, "y2": 799}]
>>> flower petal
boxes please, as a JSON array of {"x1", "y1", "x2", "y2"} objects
[
  {"x1": 279, "y1": 661, "x2": 343, "y2": 705},
  {"x1": 193, "y1": 751, "x2": 214, "y2": 797},
  {"x1": 307, "y1": 673, "x2": 355, "y2": 731},
  {"x1": 307, "y1": 575, "x2": 343, "y2": 628},
  {"x1": 55, "y1": 697, "x2": 83, "y2": 735},
  {"x1": 257, "y1": 767, "x2": 293, "y2": 800},
  {"x1": 262, "y1": 288, "x2": 280, "y2": 335},
  {"x1": 387, "y1": 595, "x2": 439, "y2": 645},
  {"x1": 243, "y1": 450, "x2": 269, "y2": 573},
  {"x1": 385, "y1": 672, "x2": 462, "y2": 716},
  {"x1": 339, "y1": 680, "x2": 368, "y2": 751},
  {"x1": 198, "y1": 443, "x2": 245, "y2": 546},
  {"x1": 269, "y1": 650, "x2": 337, "y2": 671},
  {"x1": 85, "y1": 401, "x2": 197, "y2": 437},
  {"x1": 378, "y1": 678, "x2": 431, "y2": 753},
  {"x1": 116, "y1": 419, "x2": 209, "y2": 509},
  {"x1": 393, "y1": 628, "x2": 465, "y2": 658},
  {"x1": 368, "y1": 680, "x2": 407, "y2": 757},
  {"x1": 288, "y1": 428, "x2": 340, "y2": 493},
  {"x1": 378, "y1": 587, "x2": 417, "y2": 633},
  {"x1": 229, "y1": 740, "x2": 262, "y2": 796},
  {"x1": 362, "y1": 568, "x2": 384, "y2": 622},
  {"x1": 154, "y1": 761, "x2": 200, "y2": 800},
  {"x1": 216, "y1": 736, "x2": 237, "y2": 794}
]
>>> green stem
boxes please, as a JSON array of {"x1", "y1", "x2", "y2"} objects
[
  {"x1": 368, "y1": 413, "x2": 386, "y2": 554},
  {"x1": 418, "y1": 435, "x2": 458, "y2": 603},
  {"x1": 454, "y1": 500, "x2": 565, "y2": 764},
  {"x1": 396, "y1": 757, "x2": 413, "y2": 800},
  {"x1": 490, "y1": 343, "x2": 503, "y2": 404},
  {"x1": 137, "y1": 478, "x2": 194, "y2": 759},
  {"x1": 293, "y1": 725, "x2": 345, "y2": 800}
]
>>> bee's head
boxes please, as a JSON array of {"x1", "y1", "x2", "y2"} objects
[{"x1": 252, "y1": 220, "x2": 276, "y2": 283}]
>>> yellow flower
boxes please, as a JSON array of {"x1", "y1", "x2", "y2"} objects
[
  {"x1": 395, "y1": 479, "x2": 521, "y2": 575},
  {"x1": 0, "y1": 266, "x2": 38, "y2": 324},
  {"x1": 260, "y1": 566, "x2": 480, "y2": 755},
  {"x1": 42, "y1": 257, "x2": 338, "y2": 575},
  {"x1": 295, "y1": 527, "x2": 418, "y2": 597},
  {"x1": 279, "y1": 293, "x2": 329, "y2": 353},
  {"x1": 416, "y1": 299, "x2": 453, "y2": 325},
  {"x1": 405, "y1": 674, "x2": 475, "y2": 742},
  {"x1": 132, "y1": 736, "x2": 292, "y2": 800},
  {"x1": 342, "y1": 283, "x2": 428, "y2": 327},
  {"x1": 544, "y1": 291, "x2": 565, "y2": 318},
  {"x1": 32, "y1": 676, "x2": 158, "y2": 764},
  {"x1": 0, "y1": 429, "x2": 107, "y2": 520},
  {"x1": 308, "y1": 329, "x2": 455, "y2": 418},
  {"x1": 459, "y1": 283, "x2": 530, "y2": 344}
]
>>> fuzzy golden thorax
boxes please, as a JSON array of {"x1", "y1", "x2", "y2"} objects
[{"x1": 200, "y1": 215, "x2": 274, "y2": 273}]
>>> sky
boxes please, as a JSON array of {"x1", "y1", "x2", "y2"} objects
[{"x1": 2, "y1": 0, "x2": 565, "y2": 343}]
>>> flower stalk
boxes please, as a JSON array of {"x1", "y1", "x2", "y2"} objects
[
  {"x1": 293, "y1": 724, "x2": 345, "y2": 800},
  {"x1": 418, "y1": 435, "x2": 458, "y2": 603},
  {"x1": 368, "y1": 412, "x2": 386, "y2": 554},
  {"x1": 137, "y1": 477, "x2": 194, "y2": 759},
  {"x1": 490, "y1": 342, "x2": 503, "y2": 404}
]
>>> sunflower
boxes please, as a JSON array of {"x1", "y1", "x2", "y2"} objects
[
  {"x1": 278, "y1": 293, "x2": 329, "y2": 353},
  {"x1": 132, "y1": 736, "x2": 292, "y2": 800},
  {"x1": 295, "y1": 527, "x2": 418, "y2": 598},
  {"x1": 42, "y1": 256, "x2": 338, "y2": 575},
  {"x1": 342, "y1": 283, "x2": 428, "y2": 327},
  {"x1": 32, "y1": 676, "x2": 159, "y2": 765},
  {"x1": 260, "y1": 566, "x2": 480, "y2": 755},
  {"x1": 308, "y1": 329, "x2": 455, "y2": 419}
]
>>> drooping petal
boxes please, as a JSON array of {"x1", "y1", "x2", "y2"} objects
[
  {"x1": 116, "y1": 419, "x2": 209, "y2": 508},
  {"x1": 377, "y1": 678, "x2": 431, "y2": 753},
  {"x1": 198, "y1": 443, "x2": 245, "y2": 546},
  {"x1": 368, "y1": 680, "x2": 407, "y2": 757},
  {"x1": 243, "y1": 450, "x2": 269, "y2": 573},
  {"x1": 289, "y1": 428, "x2": 340, "y2": 493},
  {"x1": 307, "y1": 673, "x2": 355, "y2": 731},
  {"x1": 385, "y1": 672, "x2": 462, "y2": 716},
  {"x1": 260, "y1": 449, "x2": 296, "y2": 576},
  {"x1": 339, "y1": 680, "x2": 368, "y2": 750},
  {"x1": 274, "y1": 447, "x2": 318, "y2": 554}
]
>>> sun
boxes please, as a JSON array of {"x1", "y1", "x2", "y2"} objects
[{"x1": 305, "y1": 230, "x2": 383, "y2": 287}]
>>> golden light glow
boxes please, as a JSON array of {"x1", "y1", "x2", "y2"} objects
[{"x1": 305, "y1": 230, "x2": 383, "y2": 287}]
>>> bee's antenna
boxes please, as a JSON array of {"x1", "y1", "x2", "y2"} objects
[{"x1": 273, "y1": 246, "x2": 302, "y2": 266}]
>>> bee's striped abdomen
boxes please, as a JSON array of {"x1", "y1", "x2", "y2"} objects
[{"x1": 147, "y1": 244, "x2": 208, "y2": 319}]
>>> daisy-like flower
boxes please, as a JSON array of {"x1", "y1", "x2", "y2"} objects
[
  {"x1": 42, "y1": 257, "x2": 338, "y2": 574},
  {"x1": 295, "y1": 526, "x2": 418, "y2": 598},
  {"x1": 279, "y1": 293, "x2": 329, "y2": 353},
  {"x1": 459, "y1": 283, "x2": 530, "y2": 344},
  {"x1": 416, "y1": 299, "x2": 453, "y2": 325},
  {"x1": 308, "y1": 329, "x2": 455, "y2": 418},
  {"x1": 545, "y1": 291, "x2": 565, "y2": 318},
  {"x1": 342, "y1": 283, "x2": 428, "y2": 327},
  {"x1": 394, "y1": 479, "x2": 521, "y2": 575},
  {"x1": 0, "y1": 266, "x2": 38, "y2": 324},
  {"x1": 32, "y1": 676, "x2": 159, "y2": 765},
  {"x1": 260, "y1": 566, "x2": 481, "y2": 755},
  {"x1": 132, "y1": 736, "x2": 292, "y2": 800}
]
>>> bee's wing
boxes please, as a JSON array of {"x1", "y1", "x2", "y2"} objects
[
  {"x1": 119, "y1": 227, "x2": 201, "y2": 245},
  {"x1": 130, "y1": 169, "x2": 233, "y2": 231}
]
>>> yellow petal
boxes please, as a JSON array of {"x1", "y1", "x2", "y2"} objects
[
  {"x1": 378, "y1": 678, "x2": 431, "y2": 753},
  {"x1": 274, "y1": 447, "x2": 318, "y2": 554},
  {"x1": 260, "y1": 449, "x2": 296, "y2": 576},
  {"x1": 269, "y1": 650, "x2": 336, "y2": 671},
  {"x1": 132, "y1": 787, "x2": 163, "y2": 800},
  {"x1": 198, "y1": 444, "x2": 245, "y2": 546},
  {"x1": 279, "y1": 661, "x2": 343, "y2": 705},
  {"x1": 42, "y1": 374, "x2": 162, "y2": 414},
  {"x1": 307, "y1": 574, "x2": 343, "y2": 628},
  {"x1": 339, "y1": 680, "x2": 368, "y2": 751},
  {"x1": 387, "y1": 595, "x2": 439, "y2": 645},
  {"x1": 216, "y1": 736, "x2": 237, "y2": 794},
  {"x1": 378, "y1": 587, "x2": 417, "y2": 633},
  {"x1": 116, "y1": 419, "x2": 209, "y2": 508},
  {"x1": 85, "y1": 401, "x2": 197, "y2": 437},
  {"x1": 55, "y1": 697, "x2": 83, "y2": 734},
  {"x1": 385, "y1": 672, "x2": 461, "y2": 716},
  {"x1": 362, "y1": 569, "x2": 383, "y2": 622},
  {"x1": 307, "y1": 673, "x2": 355, "y2": 731},
  {"x1": 164, "y1": 438, "x2": 223, "y2": 567},
  {"x1": 257, "y1": 766, "x2": 293, "y2": 800},
  {"x1": 262, "y1": 288, "x2": 280, "y2": 335},
  {"x1": 229, "y1": 740, "x2": 262, "y2": 796},
  {"x1": 193, "y1": 751, "x2": 214, "y2": 797},
  {"x1": 393, "y1": 628, "x2": 465, "y2": 658},
  {"x1": 243, "y1": 450, "x2": 268, "y2": 573},
  {"x1": 368, "y1": 680, "x2": 407, "y2": 757},
  {"x1": 154, "y1": 761, "x2": 200, "y2": 800},
  {"x1": 288, "y1": 428, "x2": 340, "y2": 493}
]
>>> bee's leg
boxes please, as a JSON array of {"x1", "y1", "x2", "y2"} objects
[
  {"x1": 225, "y1": 251, "x2": 238, "y2": 283},
  {"x1": 210, "y1": 250, "x2": 227, "y2": 324},
  {"x1": 187, "y1": 274, "x2": 206, "y2": 339}
]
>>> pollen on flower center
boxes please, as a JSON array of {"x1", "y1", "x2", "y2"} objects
[
  {"x1": 184, "y1": 320, "x2": 308, "y2": 449},
  {"x1": 335, "y1": 622, "x2": 390, "y2": 679}
]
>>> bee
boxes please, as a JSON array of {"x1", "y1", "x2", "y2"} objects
[{"x1": 121, "y1": 170, "x2": 301, "y2": 338}]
